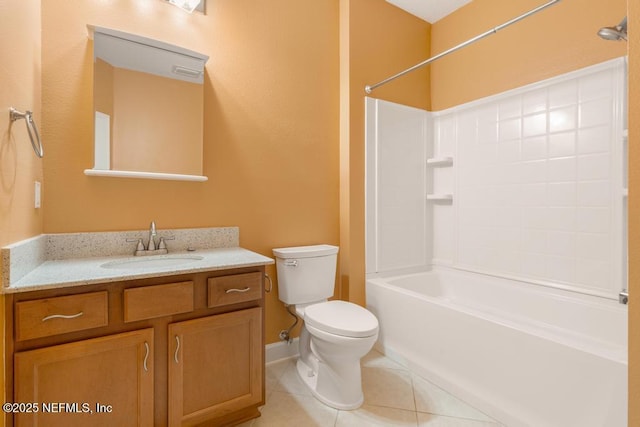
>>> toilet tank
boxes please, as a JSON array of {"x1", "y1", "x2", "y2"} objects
[{"x1": 272, "y1": 245, "x2": 339, "y2": 305}]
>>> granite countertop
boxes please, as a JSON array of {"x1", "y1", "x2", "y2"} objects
[
  {"x1": 2, "y1": 227, "x2": 274, "y2": 294},
  {"x1": 5, "y1": 247, "x2": 274, "y2": 294}
]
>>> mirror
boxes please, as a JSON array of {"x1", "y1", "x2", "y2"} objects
[{"x1": 85, "y1": 26, "x2": 209, "y2": 181}]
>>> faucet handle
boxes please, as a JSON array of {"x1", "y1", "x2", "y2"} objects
[
  {"x1": 157, "y1": 236, "x2": 175, "y2": 250},
  {"x1": 126, "y1": 238, "x2": 145, "y2": 252}
]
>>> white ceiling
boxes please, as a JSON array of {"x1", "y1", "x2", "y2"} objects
[{"x1": 386, "y1": 0, "x2": 472, "y2": 23}]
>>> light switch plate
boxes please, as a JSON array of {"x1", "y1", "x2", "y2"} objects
[{"x1": 34, "y1": 181, "x2": 41, "y2": 208}]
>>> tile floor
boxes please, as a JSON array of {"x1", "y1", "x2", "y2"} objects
[{"x1": 239, "y1": 349, "x2": 503, "y2": 427}]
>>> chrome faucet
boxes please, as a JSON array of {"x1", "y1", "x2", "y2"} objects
[
  {"x1": 128, "y1": 221, "x2": 174, "y2": 256},
  {"x1": 147, "y1": 221, "x2": 157, "y2": 251}
]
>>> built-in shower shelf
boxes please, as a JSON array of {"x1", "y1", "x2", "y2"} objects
[
  {"x1": 427, "y1": 194, "x2": 453, "y2": 202},
  {"x1": 427, "y1": 157, "x2": 453, "y2": 167}
]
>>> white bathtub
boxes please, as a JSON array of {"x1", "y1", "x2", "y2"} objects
[{"x1": 366, "y1": 268, "x2": 628, "y2": 427}]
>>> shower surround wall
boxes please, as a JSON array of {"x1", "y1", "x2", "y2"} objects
[
  {"x1": 365, "y1": 57, "x2": 628, "y2": 427},
  {"x1": 366, "y1": 58, "x2": 627, "y2": 300},
  {"x1": 365, "y1": 100, "x2": 432, "y2": 273}
]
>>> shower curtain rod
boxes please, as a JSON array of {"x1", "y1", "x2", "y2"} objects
[{"x1": 364, "y1": 0, "x2": 561, "y2": 94}]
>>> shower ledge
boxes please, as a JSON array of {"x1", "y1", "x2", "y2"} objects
[
  {"x1": 426, "y1": 157, "x2": 453, "y2": 167},
  {"x1": 426, "y1": 194, "x2": 453, "y2": 202}
]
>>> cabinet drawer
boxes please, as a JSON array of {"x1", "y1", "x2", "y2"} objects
[
  {"x1": 208, "y1": 272, "x2": 262, "y2": 307},
  {"x1": 124, "y1": 281, "x2": 194, "y2": 323},
  {"x1": 15, "y1": 291, "x2": 108, "y2": 341}
]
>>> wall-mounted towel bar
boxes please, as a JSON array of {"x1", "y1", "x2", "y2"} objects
[{"x1": 9, "y1": 107, "x2": 44, "y2": 158}]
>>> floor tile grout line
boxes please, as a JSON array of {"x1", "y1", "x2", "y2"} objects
[
  {"x1": 361, "y1": 401, "x2": 419, "y2": 412},
  {"x1": 264, "y1": 350, "x2": 501, "y2": 426},
  {"x1": 408, "y1": 371, "x2": 497, "y2": 424},
  {"x1": 411, "y1": 372, "x2": 420, "y2": 426}
]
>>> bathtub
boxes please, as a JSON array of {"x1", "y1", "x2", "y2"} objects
[{"x1": 366, "y1": 267, "x2": 628, "y2": 427}]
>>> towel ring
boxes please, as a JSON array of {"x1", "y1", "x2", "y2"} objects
[{"x1": 10, "y1": 107, "x2": 43, "y2": 158}]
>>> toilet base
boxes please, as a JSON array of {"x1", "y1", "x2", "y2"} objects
[{"x1": 296, "y1": 358, "x2": 364, "y2": 410}]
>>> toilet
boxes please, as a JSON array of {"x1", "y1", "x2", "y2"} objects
[{"x1": 272, "y1": 244, "x2": 379, "y2": 410}]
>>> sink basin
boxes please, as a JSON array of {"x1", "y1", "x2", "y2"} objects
[{"x1": 101, "y1": 255, "x2": 204, "y2": 270}]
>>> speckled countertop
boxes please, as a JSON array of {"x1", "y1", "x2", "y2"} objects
[
  {"x1": 1, "y1": 227, "x2": 274, "y2": 294},
  {"x1": 4, "y1": 247, "x2": 274, "y2": 294}
]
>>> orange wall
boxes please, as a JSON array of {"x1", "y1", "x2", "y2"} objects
[
  {"x1": 340, "y1": 0, "x2": 430, "y2": 305},
  {"x1": 39, "y1": 0, "x2": 430, "y2": 342},
  {"x1": 0, "y1": 0, "x2": 43, "y2": 247},
  {"x1": 41, "y1": 0, "x2": 339, "y2": 344},
  {"x1": 7, "y1": 0, "x2": 637, "y2": 419},
  {"x1": 628, "y1": 0, "x2": 639, "y2": 424},
  {"x1": 17, "y1": 0, "x2": 632, "y2": 367},
  {"x1": 431, "y1": 0, "x2": 627, "y2": 110},
  {"x1": 0, "y1": 0, "x2": 42, "y2": 421}
]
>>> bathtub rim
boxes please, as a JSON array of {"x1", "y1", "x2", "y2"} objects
[
  {"x1": 366, "y1": 266, "x2": 628, "y2": 364},
  {"x1": 369, "y1": 263, "x2": 624, "y2": 303}
]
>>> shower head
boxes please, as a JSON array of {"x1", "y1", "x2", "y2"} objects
[{"x1": 598, "y1": 16, "x2": 627, "y2": 41}]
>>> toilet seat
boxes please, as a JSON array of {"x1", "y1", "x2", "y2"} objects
[{"x1": 304, "y1": 300, "x2": 378, "y2": 338}]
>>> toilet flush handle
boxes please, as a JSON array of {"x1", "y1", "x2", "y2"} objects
[{"x1": 284, "y1": 260, "x2": 298, "y2": 267}]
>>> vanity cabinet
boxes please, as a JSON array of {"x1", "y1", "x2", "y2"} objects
[
  {"x1": 14, "y1": 329, "x2": 154, "y2": 427},
  {"x1": 168, "y1": 308, "x2": 262, "y2": 426},
  {"x1": 4, "y1": 267, "x2": 265, "y2": 427}
]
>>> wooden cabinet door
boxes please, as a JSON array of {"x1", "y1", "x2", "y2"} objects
[
  {"x1": 14, "y1": 329, "x2": 154, "y2": 427},
  {"x1": 168, "y1": 308, "x2": 263, "y2": 426}
]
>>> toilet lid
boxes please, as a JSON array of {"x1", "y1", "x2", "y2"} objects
[{"x1": 304, "y1": 300, "x2": 379, "y2": 338}]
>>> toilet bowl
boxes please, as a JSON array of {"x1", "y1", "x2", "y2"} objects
[
  {"x1": 295, "y1": 300, "x2": 378, "y2": 410},
  {"x1": 272, "y1": 245, "x2": 379, "y2": 410}
]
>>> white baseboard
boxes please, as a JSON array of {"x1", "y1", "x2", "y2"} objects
[{"x1": 265, "y1": 338, "x2": 299, "y2": 364}]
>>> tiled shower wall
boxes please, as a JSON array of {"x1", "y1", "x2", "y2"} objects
[{"x1": 367, "y1": 58, "x2": 626, "y2": 299}]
